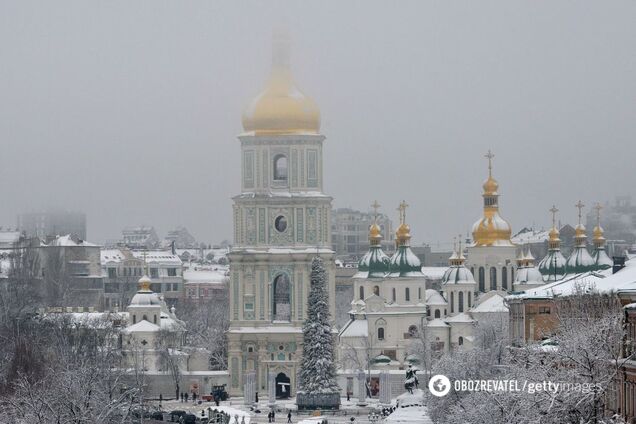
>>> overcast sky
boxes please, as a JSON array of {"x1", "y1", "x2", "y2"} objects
[{"x1": 0, "y1": 1, "x2": 634, "y2": 247}]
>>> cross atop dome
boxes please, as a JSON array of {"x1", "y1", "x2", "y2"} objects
[
  {"x1": 397, "y1": 200, "x2": 409, "y2": 225},
  {"x1": 371, "y1": 200, "x2": 381, "y2": 222},
  {"x1": 575, "y1": 200, "x2": 585, "y2": 224},
  {"x1": 485, "y1": 150, "x2": 495, "y2": 177},
  {"x1": 549, "y1": 205, "x2": 559, "y2": 228}
]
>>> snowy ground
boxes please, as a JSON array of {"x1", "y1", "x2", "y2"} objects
[{"x1": 153, "y1": 396, "x2": 402, "y2": 423}]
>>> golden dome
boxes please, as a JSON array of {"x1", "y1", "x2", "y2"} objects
[
  {"x1": 138, "y1": 275, "x2": 152, "y2": 292},
  {"x1": 593, "y1": 225, "x2": 605, "y2": 242},
  {"x1": 396, "y1": 223, "x2": 411, "y2": 243},
  {"x1": 549, "y1": 226, "x2": 560, "y2": 241},
  {"x1": 482, "y1": 176, "x2": 499, "y2": 196},
  {"x1": 242, "y1": 33, "x2": 320, "y2": 135},
  {"x1": 369, "y1": 222, "x2": 382, "y2": 244},
  {"x1": 472, "y1": 213, "x2": 513, "y2": 247},
  {"x1": 575, "y1": 223, "x2": 586, "y2": 239}
]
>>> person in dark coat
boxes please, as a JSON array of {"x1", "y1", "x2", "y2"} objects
[
  {"x1": 255, "y1": 391, "x2": 259, "y2": 403},
  {"x1": 287, "y1": 411, "x2": 292, "y2": 423},
  {"x1": 272, "y1": 410, "x2": 275, "y2": 421},
  {"x1": 267, "y1": 411, "x2": 272, "y2": 422}
]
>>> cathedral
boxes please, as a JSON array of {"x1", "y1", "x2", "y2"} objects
[{"x1": 226, "y1": 33, "x2": 336, "y2": 398}]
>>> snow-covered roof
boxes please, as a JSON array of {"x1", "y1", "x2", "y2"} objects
[
  {"x1": 183, "y1": 268, "x2": 228, "y2": 284},
  {"x1": 45, "y1": 235, "x2": 98, "y2": 247},
  {"x1": 237, "y1": 247, "x2": 334, "y2": 255},
  {"x1": 470, "y1": 294, "x2": 508, "y2": 313},
  {"x1": 444, "y1": 312, "x2": 475, "y2": 323},
  {"x1": 425, "y1": 289, "x2": 448, "y2": 306},
  {"x1": 131, "y1": 250, "x2": 182, "y2": 265},
  {"x1": 512, "y1": 228, "x2": 550, "y2": 245},
  {"x1": 427, "y1": 318, "x2": 450, "y2": 327},
  {"x1": 124, "y1": 320, "x2": 160, "y2": 333},
  {"x1": 339, "y1": 319, "x2": 368, "y2": 338},
  {"x1": 420, "y1": 267, "x2": 448, "y2": 279},
  {"x1": 509, "y1": 262, "x2": 623, "y2": 300},
  {"x1": 101, "y1": 248, "x2": 126, "y2": 263}
]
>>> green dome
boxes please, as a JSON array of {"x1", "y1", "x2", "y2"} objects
[
  {"x1": 538, "y1": 250, "x2": 567, "y2": 281},
  {"x1": 389, "y1": 245, "x2": 422, "y2": 277},
  {"x1": 566, "y1": 246, "x2": 595, "y2": 274},
  {"x1": 592, "y1": 247, "x2": 612, "y2": 271},
  {"x1": 357, "y1": 245, "x2": 390, "y2": 278}
]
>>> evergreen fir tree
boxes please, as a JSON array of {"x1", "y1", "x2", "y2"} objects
[{"x1": 298, "y1": 257, "x2": 339, "y2": 394}]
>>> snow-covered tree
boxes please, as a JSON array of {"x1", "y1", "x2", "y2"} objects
[{"x1": 298, "y1": 257, "x2": 339, "y2": 394}]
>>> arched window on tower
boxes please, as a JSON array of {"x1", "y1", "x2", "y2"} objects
[
  {"x1": 450, "y1": 292, "x2": 455, "y2": 313},
  {"x1": 273, "y1": 274, "x2": 291, "y2": 322},
  {"x1": 392, "y1": 288, "x2": 396, "y2": 302},
  {"x1": 377, "y1": 327, "x2": 385, "y2": 340},
  {"x1": 373, "y1": 285, "x2": 379, "y2": 296},
  {"x1": 490, "y1": 267, "x2": 497, "y2": 291},
  {"x1": 458, "y1": 336, "x2": 464, "y2": 346},
  {"x1": 478, "y1": 267, "x2": 485, "y2": 292},
  {"x1": 458, "y1": 291, "x2": 464, "y2": 313},
  {"x1": 502, "y1": 266, "x2": 508, "y2": 290},
  {"x1": 359, "y1": 286, "x2": 364, "y2": 300},
  {"x1": 273, "y1": 154, "x2": 288, "y2": 181},
  {"x1": 468, "y1": 292, "x2": 472, "y2": 307},
  {"x1": 405, "y1": 287, "x2": 410, "y2": 301},
  {"x1": 434, "y1": 309, "x2": 441, "y2": 319}
]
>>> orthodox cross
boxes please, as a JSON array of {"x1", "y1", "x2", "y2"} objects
[
  {"x1": 397, "y1": 200, "x2": 409, "y2": 225},
  {"x1": 575, "y1": 200, "x2": 585, "y2": 225},
  {"x1": 371, "y1": 200, "x2": 381, "y2": 223},
  {"x1": 142, "y1": 250, "x2": 148, "y2": 275},
  {"x1": 485, "y1": 150, "x2": 495, "y2": 177},
  {"x1": 594, "y1": 203, "x2": 603, "y2": 226},
  {"x1": 549, "y1": 205, "x2": 559, "y2": 228}
]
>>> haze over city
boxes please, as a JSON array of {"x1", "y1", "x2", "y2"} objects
[{"x1": 1, "y1": 0, "x2": 634, "y2": 246}]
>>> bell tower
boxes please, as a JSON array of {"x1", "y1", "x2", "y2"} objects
[{"x1": 227, "y1": 32, "x2": 336, "y2": 398}]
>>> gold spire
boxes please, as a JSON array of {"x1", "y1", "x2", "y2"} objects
[
  {"x1": 138, "y1": 251, "x2": 152, "y2": 292},
  {"x1": 472, "y1": 150, "x2": 513, "y2": 246},
  {"x1": 593, "y1": 202, "x2": 605, "y2": 245},
  {"x1": 482, "y1": 150, "x2": 499, "y2": 196},
  {"x1": 241, "y1": 31, "x2": 321, "y2": 135},
  {"x1": 574, "y1": 200, "x2": 587, "y2": 241},
  {"x1": 548, "y1": 205, "x2": 561, "y2": 250},
  {"x1": 395, "y1": 200, "x2": 411, "y2": 246},
  {"x1": 369, "y1": 200, "x2": 382, "y2": 245}
]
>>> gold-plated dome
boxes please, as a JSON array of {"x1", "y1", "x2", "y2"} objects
[
  {"x1": 549, "y1": 226, "x2": 560, "y2": 241},
  {"x1": 396, "y1": 223, "x2": 411, "y2": 243},
  {"x1": 369, "y1": 223, "x2": 382, "y2": 243},
  {"x1": 483, "y1": 176, "x2": 499, "y2": 196},
  {"x1": 242, "y1": 33, "x2": 320, "y2": 135},
  {"x1": 471, "y1": 151, "x2": 514, "y2": 247},
  {"x1": 593, "y1": 203, "x2": 605, "y2": 244},
  {"x1": 138, "y1": 275, "x2": 152, "y2": 292}
]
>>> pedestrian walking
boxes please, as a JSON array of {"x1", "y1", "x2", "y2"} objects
[
  {"x1": 287, "y1": 411, "x2": 292, "y2": 423},
  {"x1": 267, "y1": 411, "x2": 272, "y2": 422}
]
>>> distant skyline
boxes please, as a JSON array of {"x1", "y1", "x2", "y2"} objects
[{"x1": 1, "y1": 1, "x2": 634, "y2": 246}]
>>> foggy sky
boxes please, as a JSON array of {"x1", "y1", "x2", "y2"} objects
[{"x1": 1, "y1": 1, "x2": 635, "y2": 248}]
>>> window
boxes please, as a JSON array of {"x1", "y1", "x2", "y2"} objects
[
  {"x1": 538, "y1": 306, "x2": 551, "y2": 314},
  {"x1": 459, "y1": 291, "x2": 464, "y2": 313},
  {"x1": 275, "y1": 215, "x2": 288, "y2": 233},
  {"x1": 377, "y1": 327, "x2": 385, "y2": 340},
  {"x1": 502, "y1": 266, "x2": 508, "y2": 290},
  {"x1": 427, "y1": 308, "x2": 431, "y2": 317},
  {"x1": 468, "y1": 292, "x2": 472, "y2": 308},
  {"x1": 434, "y1": 309, "x2": 441, "y2": 319},
  {"x1": 273, "y1": 154, "x2": 288, "y2": 181},
  {"x1": 108, "y1": 268, "x2": 117, "y2": 278},
  {"x1": 450, "y1": 292, "x2": 454, "y2": 313},
  {"x1": 373, "y1": 285, "x2": 379, "y2": 296},
  {"x1": 142, "y1": 314, "x2": 148, "y2": 321},
  {"x1": 168, "y1": 268, "x2": 177, "y2": 277},
  {"x1": 133, "y1": 315, "x2": 137, "y2": 324},
  {"x1": 273, "y1": 274, "x2": 291, "y2": 321},
  {"x1": 478, "y1": 267, "x2": 485, "y2": 292},
  {"x1": 153, "y1": 315, "x2": 157, "y2": 324},
  {"x1": 408, "y1": 325, "x2": 418, "y2": 337},
  {"x1": 150, "y1": 268, "x2": 159, "y2": 278},
  {"x1": 418, "y1": 287, "x2": 422, "y2": 300},
  {"x1": 490, "y1": 267, "x2": 497, "y2": 291},
  {"x1": 405, "y1": 287, "x2": 410, "y2": 301},
  {"x1": 359, "y1": 286, "x2": 364, "y2": 300},
  {"x1": 392, "y1": 288, "x2": 396, "y2": 302},
  {"x1": 458, "y1": 336, "x2": 464, "y2": 346}
]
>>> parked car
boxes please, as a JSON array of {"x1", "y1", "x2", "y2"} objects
[{"x1": 169, "y1": 410, "x2": 187, "y2": 422}]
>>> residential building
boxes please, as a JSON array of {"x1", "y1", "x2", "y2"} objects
[
  {"x1": 122, "y1": 226, "x2": 160, "y2": 249},
  {"x1": 331, "y1": 207, "x2": 394, "y2": 258}
]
